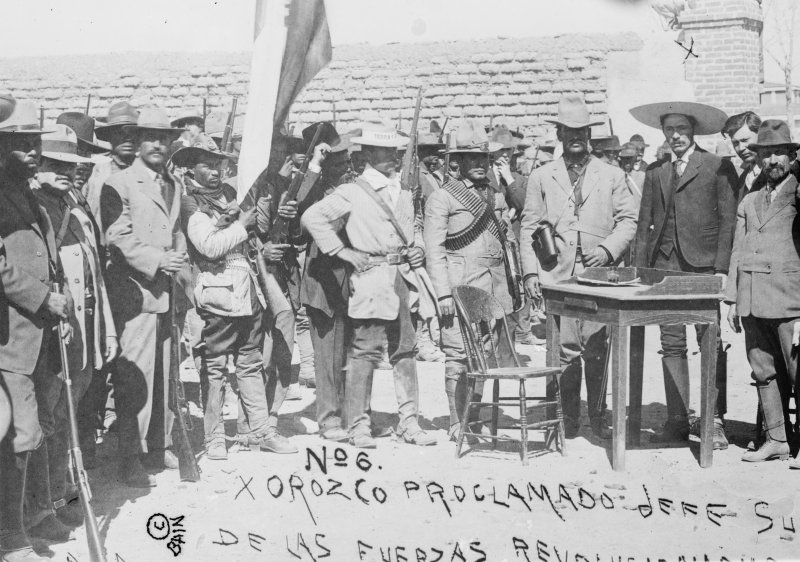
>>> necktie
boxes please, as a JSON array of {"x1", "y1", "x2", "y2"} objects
[
  {"x1": 766, "y1": 185, "x2": 774, "y2": 205},
  {"x1": 674, "y1": 159, "x2": 685, "y2": 177},
  {"x1": 156, "y1": 173, "x2": 173, "y2": 212}
]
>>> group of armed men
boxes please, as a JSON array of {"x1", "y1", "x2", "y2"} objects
[{"x1": 2, "y1": 88, "x2": 800, "y2": 560}]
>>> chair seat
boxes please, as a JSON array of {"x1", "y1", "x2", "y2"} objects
[{"x1": 467, "y1": 366, "x2": 562, "y2": 380}]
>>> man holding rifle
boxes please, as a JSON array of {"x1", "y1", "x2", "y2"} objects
[
  {"x1": 100, "y1": 108, "x2": 188, "y2": 487},
  {"x1": 0, "y1": 98, "x2": 75, "y2": 561},
  {"x1": 302, "y1": 124, "x2": 437, "y2": 449}
]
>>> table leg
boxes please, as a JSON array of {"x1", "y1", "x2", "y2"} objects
[
  {"x1": 611, "y1": 325, "x2": 628, "y2": 472},
  {"x1": 546, "y1": 313, "x2": 561, "y2": 452},
  {"x1": 546, "y1": 313, "x2": 560, "y2": 369},
  {"x1": 628, "y1": 325, "x2": 645, "y2": 446},
  {"x1": 700, "y1": 322, "x2": 718, "y2": 468}
]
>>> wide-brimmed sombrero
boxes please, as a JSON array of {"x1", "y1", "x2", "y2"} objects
[{"x1": 629, "y1": 101, "x2": 728, "y2": 136}]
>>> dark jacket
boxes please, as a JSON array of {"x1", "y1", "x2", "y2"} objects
[{"x1": 633, "y1": 146, "x2": 738, "y2": 272}]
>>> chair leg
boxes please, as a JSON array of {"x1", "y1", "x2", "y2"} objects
[
  {"x1": 491, "y1": 379, "x2": 500, "y2": 449},
  {"x1": 455, "y1": 376, "x2": 475, "y2": 459},
  {"x1": 519, "y1": 379, "x2": 528, "y2": 466},
  {"x1": 554, "y1": 372, "x2": 566, "y2": 456}
]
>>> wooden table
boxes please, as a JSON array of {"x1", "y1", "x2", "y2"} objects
[{"x1": 541, "y1": 267, "x2": 723, "y2": 472}]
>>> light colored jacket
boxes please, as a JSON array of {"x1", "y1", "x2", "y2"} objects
[
  {"x1": 725, "y1": 175, "x2": 800, "y2": 318},
  {"x1": 302, "y1": 165, "x2": 433, "y2": 321},
  {"x1": 184, "y1": 189, "x2": 265, "y2": 317},
  {"x1": 424, "y1": 184, "x2": 514, "y2": 312},
  {"x1": 520, "y1": 155, "x2": 637, "y2": 285}
]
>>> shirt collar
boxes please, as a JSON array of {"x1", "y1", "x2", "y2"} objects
[
  {"x1": 670, "y1": 143, "x2": 695, "y2": 164},
  {"x1": 361, "y1": 164, "x2": 392, "y2": 191}
]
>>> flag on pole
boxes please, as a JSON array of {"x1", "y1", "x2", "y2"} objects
[{"x1": 237, "y1": 0, "x2": 332, "y2": 201}]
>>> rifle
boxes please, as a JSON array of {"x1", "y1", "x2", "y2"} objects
[
  {"x1": 221, "y1": 97, "x2": 238, "y2": 155},
  {"x1": 85, "y1": 94, "x2": 91, "y2": 115},
  {"x1": 53, "y1": 283, "x2": 106, "y2": 562},
  {"x1": 443, "y1": 132, "x2": 453, "y2": 183},
  {"x1": 400, "y1": 88, "x2": 423, "y2": 220},
  {"x1": 39, "y1": 106, "x2": 44, "y2": 129},
  {"x1": 168, "y1": 244, "x2": 201, "y2": 482}
]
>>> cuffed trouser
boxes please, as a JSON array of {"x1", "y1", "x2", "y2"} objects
[
  {"x1": 200, "y1": 301, "x2": 270, "y2": 443},
  {"x1": 555, "y1": 316, "x2": 608, "y2": 423},
  {"x1": 112, "y1": 311, "x2": 174, "y2": 457},
  {"x1": 307, "y1": 306, "x2": 349, "y2": 431},
  {"x1": 348, "y1": 273, "x2": 419, "y2": 436},
  {"x1": 654, "y1": 250, "x2": 726, "y2": 421},
  {"x1": 262, "y1": 303, "x2": 295, "y2": 433}
]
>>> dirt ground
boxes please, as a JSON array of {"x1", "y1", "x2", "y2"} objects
[{"x1": 46, "y1": 305, "x2": 800, "y2": 562}]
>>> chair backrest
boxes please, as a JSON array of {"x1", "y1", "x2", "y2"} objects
[{"x1": 452, "y1": 285, "x2": 519, "y2": 374}]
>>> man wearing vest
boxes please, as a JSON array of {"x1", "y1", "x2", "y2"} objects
[
  {"x1": 34, "y1": 124, "x2": 118, "y2": 529},
  {"x1": 631, "y1": 101, "x2": 738, "y2": 448},
  {"x1": 424, "y1": 120, "x2": 516, "y2": 440},
  {"x1": 302, "y1": 125, "x2": 438, "y2": 449},
  {"x1": 0, "y1": 98, "x2": 76, "y2": 561},
  {"x1": 521, "y1": 94, "x2": 638, "y2": 440}
]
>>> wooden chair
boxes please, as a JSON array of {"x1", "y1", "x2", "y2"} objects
[{"x1": 452, "y1": 285, "x2": 566, "y2": 465}]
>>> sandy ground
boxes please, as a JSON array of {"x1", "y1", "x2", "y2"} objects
[{"x1": 45, "y1": 306, "x2": 800, "y2": 562}]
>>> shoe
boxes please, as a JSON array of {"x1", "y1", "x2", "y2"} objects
[
  {"x1": 515, "y1": 331, "x2": 535, "y2": 345},
  {"x1": 118, "y1": 457, "x2": 156, "y2": 488},
  {"x1": 377, "y1": 360, "x2": 392, "y2": 370},
  {"x1": 55, "y1": 500, "x2": 84, "y2": 528},
  {"x1": 300, "y1": 375, "x2": 316, "y2": 389},
  {"x1": 320, "y1": 427, "x2": 349, "y2": 442},
  {"x1": 790, "y1": 456, "x2": 800, "y2": 469},
  {"x1": 250, "y1": 432, "x2": 298, "y2": 454},
  {"x1": 372, "y1": 426, "x2": 393, "y2": 439},
  {"x1": 206, "y1": 440, "x2": 228, "y2": 461},
  {"x1": 26, "y1": 513, "x2": 72, "y2": 543},
  {"x1": 399, "y1": 425, "x2": 437, "y2": 446},
  {"x1": 284, "y1": 383, "x2": 302, "y2": 401},
  {"x1": 349, "y1": 433, "x2": 377, "y2": 449},
  {"x1": 590, "y1": 417, "x2": 611, "y2": 440},
  {"x1": 563, "y1": 417, "x2": 580, "y2": 439},
  {"x1": 416, "y1": 347, "x2": 445, "y2": 362},
  {"x1": 448, "y1": 423, "x2": 461, "y2": 442},
  {"x1": 741, "y1": 439, "x2": 790, "y2": 462},
  {"x1": 650, "y1": 420, "x2": 690, "y2": 443},
  {"x1": 142, "y1": 449, "x2": 178, "y2": 470},
  {"x1": 713, "y1": 420, "x2": 729, "y2": 450},
  {"x1": 0, "y1": 547, "x2": 49, "y2": 561}
]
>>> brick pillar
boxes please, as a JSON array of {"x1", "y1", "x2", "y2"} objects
[{"x1": 677, "y1": 0, "x2": 763, "y2": 115}]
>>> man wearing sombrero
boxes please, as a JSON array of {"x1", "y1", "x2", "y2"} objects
[
  {"x1": 724, "y1": 120, "x2": 800, "y2": 468},
  {"x1": 521, "y1": 94, "x2": 638, "y2": 440},
  {"x1": 631, "y1": 100, "x2": 739, "y2": 448},
  {"x1": 100, "y1": 107, "x2": 188, "y2": 487},
  {"x1": 0, "y1": 97, "x2": 76, "y2": 559}
]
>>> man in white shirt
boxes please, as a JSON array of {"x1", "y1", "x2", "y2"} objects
[{"x1": 722, "y1": 111, "x2": 764, "y2": 202}]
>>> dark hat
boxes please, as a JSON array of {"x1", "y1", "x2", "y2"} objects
[
  {"x1": 629, "y1": 101, "x2": 728, "y2": 136},
  {"x1": 170, "y1": 133, "x2": 235, "y2": 167},
  {"x1": 0, "y1": 100, "x2": 54, "y2": 135},
  {"x1": 619, "y1": 142, "x2": 639, "y2": 158},
  {"x1": 629, "y1": 134, "x2": 649, "y2": 148},
  {"x1": 301, "y1": 121, "x2": 340, "y2": 151},
  {"x1": 592, "y1": 135, "x2": 621, "y2": 152},
  {"x1": 56, "y1": 112, "x2": 108, "y2": 154},
  {"x1": 747, "y1": 119, "x2": 799, "y2": 151},
  {"x1": 0, "y1": 93, "x2": 15, "y2": 123},
  {"x1": 95, "y1": 101, "x2": 139, "y2": 140}
]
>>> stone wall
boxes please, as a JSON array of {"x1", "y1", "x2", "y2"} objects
[{"x1": 0, "y1": 33, "x2": 641, "y2": 138}]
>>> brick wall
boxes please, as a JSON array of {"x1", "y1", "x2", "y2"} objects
[
  {"x1": 678, "y1": 0, "x2": 763, "y2": 115},
  {"x1": 0, "y1": 33, "x2": 641, "y2": 138}
]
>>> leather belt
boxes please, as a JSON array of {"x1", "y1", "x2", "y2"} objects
[{"x1": 368, "y1": 253, "x2": 406, "y2": 266}]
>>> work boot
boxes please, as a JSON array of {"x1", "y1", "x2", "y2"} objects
[
  {"x1": 742, "y1": 380, "x2": 789, "y2": 462},
  {"x1": 142, "y1": 448, "x2": 178, "y2": 470},
  {"x1": 398, "y1": 423, "x2": 437, "y2": 446},
  {"x1": 349, "y1": 432, "x2": 377, "y2": 449},
  {"x1": 206, "y1": 440, "x2": 228, "y2": 461},
  {"x1": 0, "y1": 547, "x2": 49, "y2": 561},
  {"x1": 284, "y1": 382, "x2": 302, "y2": 401},
  {"x1": 713, "y1": 418, "x2": 729, "y2": 450},
  {"x1": 590, "y1": 417, "x2": 611, "y2": 440},
  {"x1": 661, "y1": 355, "x2": 691, "y2": 422},
  {"x1": 563, "y1": 416, "x2": 580, "y2": 439},
  {"x1": 118, "y1": 456, "x2": 156, "y2": 488},
  {"x1": 650, "y1": 418, "x2": 690, "y2": 443},
  {"x1": 249, "y1": 432, "x2": 298, "y2": 454},
  {"x1": 54, "y1": 501, "x2": 84, "y2": 528},
  {"x1": 790, "y1": 456, "x2": 800, "y2": 470},
  {"x1": 319, "y1": 427, "x2": 348, "y2": 442},
  {"x1": 26, "y1": 513, "x2": 71, "y2": 543},
  {"x1": 1, "y1": 452, "x2": 32, "y2": 555}
]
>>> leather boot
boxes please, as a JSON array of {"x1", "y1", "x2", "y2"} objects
[
  {"x1": 46, "y1": 431, "x2": 70, "y2": 518},
  {"x1": 742, "y1": 380, "x2": 789, "y2": 462},
  {"x1": 444, "y1": 374, "x2": 465, "y2": 441},
  {"x1": 1, "y1": 451, "x2": 31, "y2": 553},
  {"x1": 559, "y1": 362, "x2": 582, "y2": 434},
  {"x1": 25, "y1": 444, "x2": 71, "y2": 543},
  {"x1": 661, "y1": 355, "x2": 690, "y2": 421},
  {"x1": 345, "y1": 358, "x2": 374, "y2": 440}
]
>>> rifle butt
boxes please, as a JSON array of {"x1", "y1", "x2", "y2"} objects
[{"x1": 78, "y1": 484, "x2": 107, "y2": 562}]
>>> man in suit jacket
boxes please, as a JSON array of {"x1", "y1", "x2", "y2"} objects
[
  {"x1": 725, "y1": 120, "x2": 800, "y2": 467},
  {"x1": 0, "y1": 101, "x2": 76, "y2": 558},
  {"x1": 722, "y1": 111, "x2": 764, "y2": 203},
  {"x1": 631, "y1": 101, "x2": 739, "y2": 447},
  {"x1": 100, "y1": 108, "x2": 187, "y2": 487},
  {"x1": 425, "y1": 120, "x2": 517, "y2": 440},
  {"x1": 521, "y1": 95, "x2": 638, "y2": 439}
]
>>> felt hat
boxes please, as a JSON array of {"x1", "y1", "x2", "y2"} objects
[
  {"x1": 301, "y1": 121, "x2": 341, "y2": 151},
  {"x1": 0, "y1": 100, "x2": 54, "y2": 134},
  {"x1": 592, "y1": 135, "x2": 622, "y2": 152},
  {"x1": 511, "y1": 129, "x2": 531, "y2": 150},
  {"x1": 629, "y1": 101, "x2": 728, "y2": 136},
  {"x1": 41, "y1": 125, "x2": 93, "y2": 163},
  {"x1": 351, "y1": 124, "x2": 408, "y2": 149},
  {"x1": 445, "y1": 120, "x2": 502, "y2": 154},
  {"x1": 418, "y1": 121, "x2": 445, "y2": 147},
  {"x1": 629, "y1": 134, "x2": 649, "y2": 148},
  {"x1": 56, "y1": 112, "x2": 109, "y2": 154},
  {"x1": 95, "y1": 101, "x2": 139, "y2": 140},
  {"x1": 545, "y1": 94, "x2": 603, "y2": 129},
  {"x1": 0, "y1": 93, "x2": 15, "y2": 123},
  {"x1": 747, "y1": 119, "x2": 799, "y2": 151},
  {"x1": 170, "y1": 135, "x2": 235, "y2": 168},
  {"x1": 490, "y1": 125, "x2": 519, "y2": 151},
  {"x1": 619, "y1": 142, "x2": 639, "y2": 158},
  {"x1": 170, "y1": 113, "x2": 205, "y2": 129},
  {"x1": 122, "y1": 108, "x2": 184, "y2": 139}
]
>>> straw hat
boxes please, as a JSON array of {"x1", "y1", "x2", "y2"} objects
[
  {"x1": 445, "y1": 120, "x2": 503, "y2": 154},
  {"x1": 545, "y1": 94, "x2": 603, "y2": 129},
  {"x1": 170, "y1": 113, "x2": 204, "y2": 129},
  {"x1": 351, "y1": 124, "x2": 408, "y2": 148},
  {"x1": 41, "y1": 125, "x2": 93, "y2": 163},
  {"x1": 629, "y1": 101, "x2": 728, "y2": 136},
  {"x1": 490, "y1": 125, "x2": 519, "y2": 151}
]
